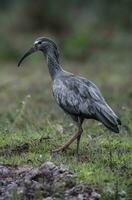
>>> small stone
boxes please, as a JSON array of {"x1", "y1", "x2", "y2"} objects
[
  {"x1": 40, "y1": 161, "x2": 56, "y2": 171},
  {"x1": 91, "y1": 191, "x2": 101, "y2": 199}
]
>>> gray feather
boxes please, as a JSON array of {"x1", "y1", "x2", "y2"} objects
[{"x1": 53, "y1": 72, "x2": 121, "y2": 133}]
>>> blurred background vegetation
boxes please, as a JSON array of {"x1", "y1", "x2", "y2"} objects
[
  {"x1": 0, "y1": 0, "x2": 131, "y2": 112},
  {"x1": 1, "y1": 0, "x2": 132, "y2": 61}
]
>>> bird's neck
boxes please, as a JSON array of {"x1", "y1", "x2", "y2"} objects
[{"x1": 45, "y1": 52, "x2": 62, "y2": 80}]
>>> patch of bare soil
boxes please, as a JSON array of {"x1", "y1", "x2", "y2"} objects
[{"x1": 0, "y1": 161, "x2": 101, "y2": 200}]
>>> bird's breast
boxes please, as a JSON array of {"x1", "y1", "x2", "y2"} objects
[{"x1": 52, "y1": 80, "x2": 66, "y2": 102}]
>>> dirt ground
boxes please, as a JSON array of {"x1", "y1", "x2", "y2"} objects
[{"x1": 0, "y1": 161, "x2": 101, "y2": 200}]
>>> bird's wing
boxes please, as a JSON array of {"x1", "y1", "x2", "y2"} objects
[
  {"x1": 53, "y1": 75, "x2": 121, "y2": 131},
  {"x1": 53, "y1": 75, "x2": 103, "y2": 116},
  {"x1": 78, "y1": 76, "x2": 121, "y2": 131}
]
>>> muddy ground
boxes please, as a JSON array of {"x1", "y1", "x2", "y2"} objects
[{"x1": 0, "y1": 161, "x2": 101, "y2": 200}]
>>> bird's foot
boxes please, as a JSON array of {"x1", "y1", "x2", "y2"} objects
[{"x1": 52, "y1": 146, "x2": 68, "y2": 153}]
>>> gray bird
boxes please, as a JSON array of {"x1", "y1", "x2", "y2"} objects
[{"x1": 18, "y1": 37, "x2": 121, "y2": 158}]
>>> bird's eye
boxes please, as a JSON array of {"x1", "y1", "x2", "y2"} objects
[{"x1": 37, "y1": 41, "x2": 42, "y2": 45}]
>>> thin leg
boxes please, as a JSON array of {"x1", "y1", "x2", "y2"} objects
[
  {"x1": 52, "y1": 117, "x2": 83, "y2": 154},
  {"x1": 52, "y1": 131, "x2": 79, "y2": 153},
  {"x1": 76, "y1": 119, "x2": 83, "y2": 160}
]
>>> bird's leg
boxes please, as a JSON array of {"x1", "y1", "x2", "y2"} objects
[
  {"x1": 76, "y1": 122, "x2": 83, "y2": 160},
  {"x1": 52, "y1": 118, "x2": 83, "y2": 155},
  {"x1": 52, "y1": 131, "x2": 79, "y2": 153}
]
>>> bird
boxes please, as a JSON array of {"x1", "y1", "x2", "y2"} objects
[{"x1": 18, "y1": 37, "x2": 121, "y2": 159}]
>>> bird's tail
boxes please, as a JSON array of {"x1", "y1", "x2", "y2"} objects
[{"x1": 95, "y1": 102, "x2": 121, "y2": 133}]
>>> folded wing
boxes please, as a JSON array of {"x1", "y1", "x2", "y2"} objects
[{"x1": 53, "y1": 75, "x2": 121, "y2": 132}]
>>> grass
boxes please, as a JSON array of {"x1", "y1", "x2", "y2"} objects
[{"x1": 0, "y1": 48, "x2": 132, "y2": 199}]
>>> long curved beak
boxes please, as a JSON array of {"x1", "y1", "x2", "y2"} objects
[{"x1": 18, "y1": 46, "x2": 36, "y2": 67}]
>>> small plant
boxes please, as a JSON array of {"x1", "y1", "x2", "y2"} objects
[{"x1": 9, "y1": 94, "x2": 31, "y2": 132}]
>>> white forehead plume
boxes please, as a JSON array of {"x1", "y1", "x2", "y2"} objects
[{"x1": 34, "y1": 40, "x2": 39, "y2": 44}]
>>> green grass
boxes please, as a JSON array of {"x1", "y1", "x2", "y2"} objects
[{"x1": 0, "y1": 49, "x2": 132, "y2": 199}]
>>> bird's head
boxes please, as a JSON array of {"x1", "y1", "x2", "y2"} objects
[{"x1": 18, "y1": 37, "x2": 59, "y2": 67}]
